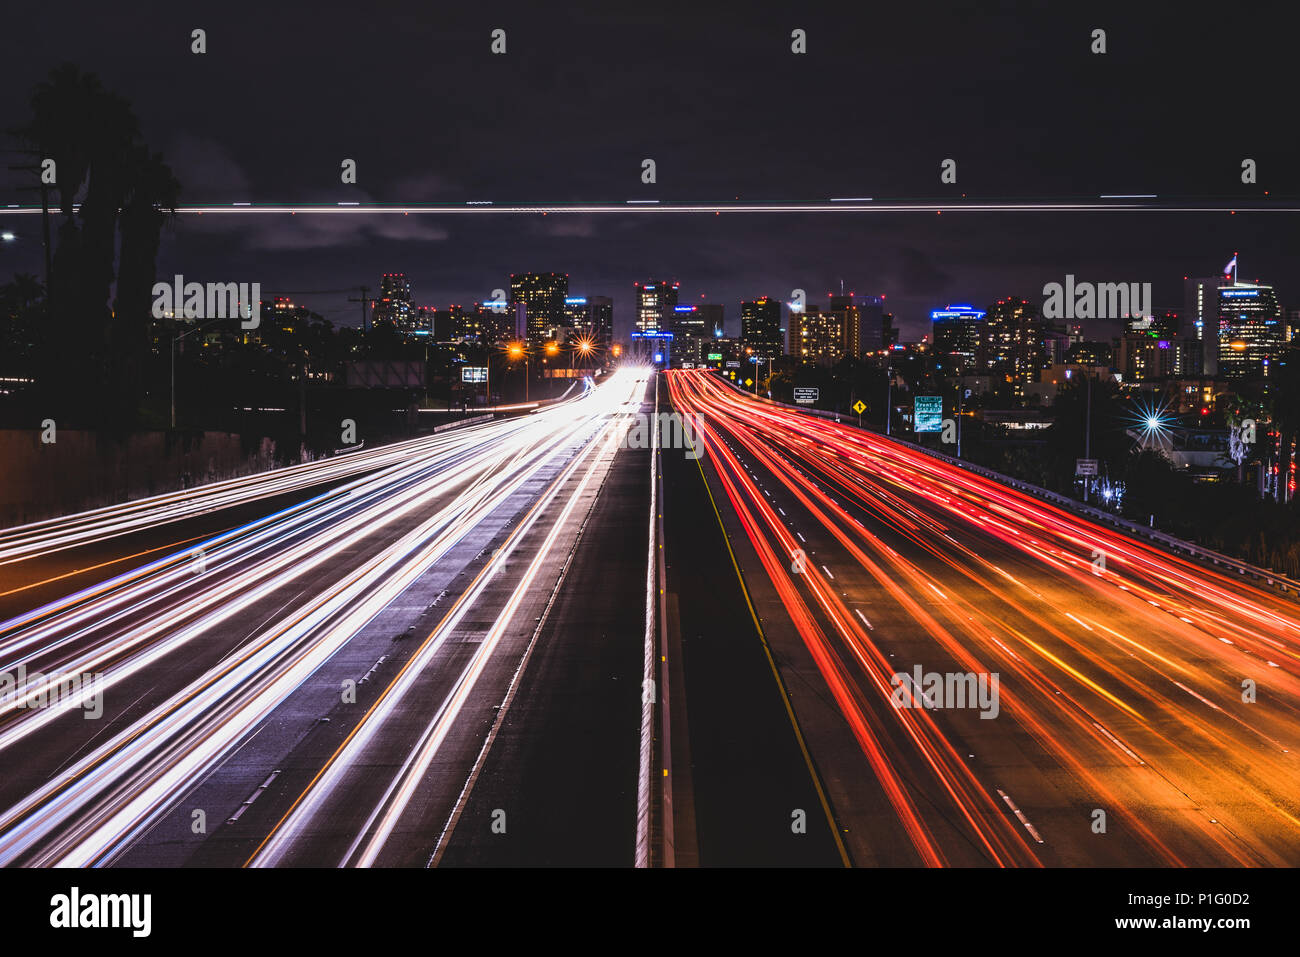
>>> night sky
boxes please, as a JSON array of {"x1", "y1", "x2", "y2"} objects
[{"x1": 2, "y1": 1, "x2": 1298, "y2": 339}]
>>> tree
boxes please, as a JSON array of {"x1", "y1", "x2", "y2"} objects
[
  {"x1": 113, "y1": 146, "x2": 180, "y2": 415},
  {"x1": 12, "y1": 65, "x2": 176, "y2": 426}
]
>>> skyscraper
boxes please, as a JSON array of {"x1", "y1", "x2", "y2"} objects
[
  {"x1": 1218, "y1": 282, "x2": 1283, "y2": 379},
  {"x1": 373, "y1": 273, "x2": 415, "y2": 335},
  {"x1": 635, "y1": 280, "x2": 679, "y2": 334},
  {"x1": 740, "y1": 297, "x2": 782, "y2": 361},
  {"x1": 671, "y1": 303, "x2": 708, "y2": 366},
  {"x1": 829, "y1": 293, "x2": 884, "y2": 358},
  {"x1": 588, "y1": 296, "x2": 613, "y2": 350},
  {"x1": 511, "y1": 272, "x2": 569, "y2": 346},
  {"x1": 790, "y1": 304, "x2": 844, "y2": 366},
  {"x1": 982, "y1": 296, "x2": 1043, "y2": 393},
  {"x1": 1185, "y1": 275, "x2": 1224, "y2": 376},
  {"x1": 828, "y1": 294, "x2": 861, "y2": 358},
  {"x1": 931, "y1": 304, "x2": 987, "y2": 375}
]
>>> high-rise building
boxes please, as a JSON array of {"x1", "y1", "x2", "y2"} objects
[
  {"x1": 1218, "y1": 282, "x2": 1283, "y2": 379},
  {"x1": 1117, "y1": 330, "x2": 1174, "y2": 382},
  {"x1": 563, "y1": 296, "x2": 590, "y2": 331},
  {"x1": 790, "y1": 304, "x2": 844, "y2": 367},
  {"x1": 588, "y1": 296, "x2": 613, "y2": 350},
  {"x1": 828, "y1": 294, "x2": 861, "y2": 357},
  {"x1": 474, "y1": 301, "x2": 514, "y2": 343},
  {"x1": 635, "y1": 280, "x2": 679, "y2": 334},
  {"x1": 932, "y1": 305, "x2": 987, "y2": 375},
  {"x1": 413, "y1": 305, "x2": 437, "y2": 338},
  {"x1": 983, "y1": 296, "x2": 1042, "y2": 393},
  {"x1": 511, "y1": 272, "x2": 569, "y2": 346},
  {"x1": 828, "y1": 293, "x2": 884, "y2": 358},
  {"x1": 1285, "y1": 307, "x2": 1300, "y2": 345},
  {"x1": 373, "y1": 273, "x2": 415, "y2": 335},
  {"x1": 740, "y1": 297, "x2": 782, "y2": 361},
  {"x1": 670, "y1": 303, "x2": 708, "y2": 366},
  {"x1": 1185, "y1": 275, "x2": 1224, "y2": 375}
]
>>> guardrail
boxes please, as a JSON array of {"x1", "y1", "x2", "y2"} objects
[
  {"x1": 714, "y1": 373, "x2": 1300, "y2": 598},
  {"x1": 430, "y1": 413, "x2": 494, "y2": 433}
]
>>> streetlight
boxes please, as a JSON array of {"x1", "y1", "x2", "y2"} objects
[
  {"x1": 885, "y1": 349, "x2": 893, "y2": 436},
  {"x1": 508, "y1": 341, "x2": 529, "y2": 402},
  {"x1": 575, "y1": 337, "x2": 593, "y2": 370},
  {"x1": 171, "y1": 315, "x2": 229, "y2": 429}
]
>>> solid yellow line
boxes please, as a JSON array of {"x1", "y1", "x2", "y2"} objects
[
  {"x1": 685, "y1": 420, "x2": 852, "y2": 868},
  {"x1": 0, "y1": 532, "x2": 218, "y2": 599}
]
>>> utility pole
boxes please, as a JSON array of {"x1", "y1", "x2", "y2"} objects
[
  {"x1": 956, "y1": 378, "x2": 964, "y2": 458},
  {"x1": 1083, "y1": 372, "x2": 1093, "y2": 503},
  {"x1": 348, "y1": 286, "x2": 375, "y2": 332},
  {"x1": 885, "y1": 356, "x2": 893, "y2": 436}
]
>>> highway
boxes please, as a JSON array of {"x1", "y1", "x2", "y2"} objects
[
  {"x1": 665, "y1": 369, "x2": 1300, "y2": 867},
  {"x1": 0, "y1": 368, "x2": 651, "y2": 867}
]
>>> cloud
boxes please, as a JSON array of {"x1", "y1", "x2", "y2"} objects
[
  {"x1": 165, "y1": 133, "x2": 253, "y2": 199},
  {"x1": 244, "y1": 212, "x2": 450, "y2": 251}
]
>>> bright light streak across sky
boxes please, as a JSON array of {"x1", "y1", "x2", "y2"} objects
[{"x1": 2, "y1": 200, "x2": 1297, "y2": 215}]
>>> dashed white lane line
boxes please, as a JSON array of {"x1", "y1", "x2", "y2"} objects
[
  {"x1": 821, "y1": 565, "x2": 834, "y2": 579},
  {"x1": 1091, "y1": 721, "x2": 1145, "y2": 765},
  {"x1": 854, "y1": 609, "x2": 873, "y2": 630},
  {"x1": 1173, "y1": 680, "x2": 1223, "y2": 712},
  {"x1": 996, "y1": 788, "x2": 1044, "y2": 844},
  {"x1": 796, "y1": 531, "x2": 806, "y2": 543}
]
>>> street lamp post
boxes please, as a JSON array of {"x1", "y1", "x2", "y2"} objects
[
  {"x1": 508, "y1": 342, "x2": 529, "y2": 402},
  {"x1": 885, "y1": 353, "x2": 893, "y2": 436}
]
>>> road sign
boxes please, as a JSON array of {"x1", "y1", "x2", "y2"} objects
[
  {"x1": 1076, "y1": 458, "x2": 1098, "y2": 476},
  {"x1": 744, "y1": 378, "x2": 753, "y2": 386},
  {"x1": 914, "y1": 395, "x2": 943, "y2": 433},
  {"x1": 461, "y1": 366, "x2": 488, "y2": 383},
  {"x1": 725, "y1": 360, "x2": 740, "y2": 368},
  {"x1": 793, "y1": 387, "x2": 819, "y2": 404},
  {"x1": 707, "y1": 352, "x2": 723, "y2": 361},
  {"x1": 852, "y1": 400, "x2": 866, "y2": 415}
]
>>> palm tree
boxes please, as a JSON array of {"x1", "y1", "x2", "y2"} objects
[
  {"x1": 13, "y1": 64, "x2": 171, "y2": 425},
  {"x1": 113, "y1": 147, "x2": 180, "y2": 416}
]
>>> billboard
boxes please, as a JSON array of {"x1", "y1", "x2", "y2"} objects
[
  {"x1": 345, "y1": 360, "x2": 425, "y2": 389},
  {"x1": 461, "y1": 366, "x2": 488, "y2": 383},
  {"x1": 914, "y1": 395, "x2": 943, "y2": 433}
]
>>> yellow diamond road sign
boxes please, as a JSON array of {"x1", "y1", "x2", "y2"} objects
[
  {"x1": 744, "y1": 378, "x2": 753, "y2": 386},
  {"x1": 853, "y1": 400, "x2": 866, "y2": 414}
]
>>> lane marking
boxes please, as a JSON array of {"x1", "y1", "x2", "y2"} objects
[{"x1": 996, "y1": 788, "x2": 1044, "y2": 844}]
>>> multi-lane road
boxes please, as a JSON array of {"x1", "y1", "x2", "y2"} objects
[
  {"x1": 0, "y1": 368, "x2": 652, "y2": 867},
  {"x1": 1, "y1": 365, "x2": 1297, "y2": 867},
  {"x1": 664, "y1": 369, "x2": 1300, "y2": 866}
]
